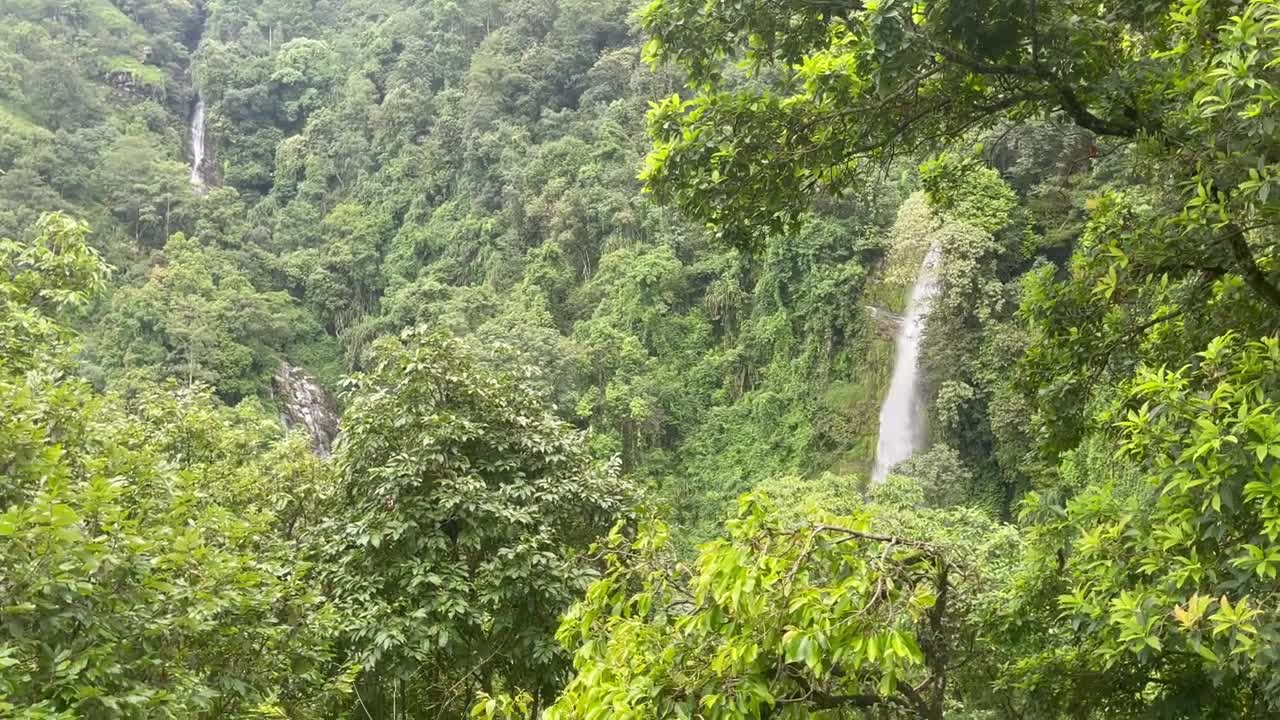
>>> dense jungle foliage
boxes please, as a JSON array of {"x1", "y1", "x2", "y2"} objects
[{"x1": 1, "y1": 0, "x2": 1278, "y2": 717}]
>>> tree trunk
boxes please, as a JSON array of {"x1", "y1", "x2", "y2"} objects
[{"x1": 1224, "y1": 223, "x2": 1280, "y2": 309}]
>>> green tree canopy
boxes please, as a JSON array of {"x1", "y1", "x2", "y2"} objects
[
  {"x1": 479, "y1": 484, "x2": 1021, "y2": 720},
  {"x1": 639, "y1": 0, "x2": 1280, "y2": 314},
  {"x1": 313, "y1": 328, "x2": 634, "y2": 718},
  {"x1": 0, "y1": 214, "x2": 355, "y2": 719}
]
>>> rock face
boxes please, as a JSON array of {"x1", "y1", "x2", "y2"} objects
[
  {"x1": 864, "y1": 305, "x2": 905, "y2": 339},
  {"x1": 274, "y1": 363, "x2": 339, "y2": 457}
]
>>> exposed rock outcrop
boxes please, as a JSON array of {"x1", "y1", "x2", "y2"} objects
[{"x1": 274, "y1": 363, "x2": 339, "y2": 457}]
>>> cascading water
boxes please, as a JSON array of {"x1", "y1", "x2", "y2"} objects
[
  {"x1": 870, "y1": 246, "x2": 940, "y2": 483},
  {"x1": 189, "y1": 93, "x2": 207, "y2": 189},
  {"x1": 274, "y1": 363, "x2": 340, "y2": 457}
]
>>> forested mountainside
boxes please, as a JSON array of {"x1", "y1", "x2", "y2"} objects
[
  {"x1": 2, "y1": 0, "x2": 1280, "y2": 717},
  {"x1": 0, "y1": 0, "x2": 911, "y2": 534}
]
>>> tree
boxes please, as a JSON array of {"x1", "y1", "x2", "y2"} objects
[
  {"x1": 638, "y1": 0, "x2": 1280, "y2": 314},
  {"x1": 1012, "y1": 333, "x2": 1280, "y2": 716},
  {"x1": 270, "y1": 38, "x2": 339, "y2": 125},
  {"x1": 912, "y1": 154, "x2": 1027, "y2": 508},
  {"x1": 479, "y1": 485, "x2": 1021, "y2": 720},
  {"x1": 94, "y1": 135, "x2": 190, "y2": 247},
  {"x1": 312, "y1": 328, "x2": 633, "y2": 719},
  {"x1": 0, "y1": 214, "x2": 106, "y2": 373},
  {"x1": 0, "y1": 214, "x2": 355, "y2": 719},
  {"x1": 90, "y1": 234, "x2": 316, "y2": 401}
]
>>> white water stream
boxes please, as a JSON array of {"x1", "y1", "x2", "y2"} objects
[
  {"x1": 189, "y1": 93, "x2": 207, "y2": 189},
  {"x1": 871, "y1": 246, "x2": 940, "y2": 483},
  {"x1": 275, "y1": 363, "x2": 340, "y2": 457}
]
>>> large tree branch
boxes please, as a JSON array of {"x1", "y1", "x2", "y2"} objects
[
  {"x1": 808, "y1": 691, "x2": 886, "y2": 708},
  {"x1": 924, "y1": 562, "x2": 949, "y2": 720},
  {"x1": 925, "y1": 43, "x2": 1038, "y2": 79},
  {"x1": 774, "y1": 672, "x2": 921, "y2": 716},
  {"x1": 923, "y1": 38, "x2": 1141, "y2": 138},
  {"x1": 1223, "y1": 223, "x2": 1280, "y2": 309},
  {"x1": 812, "y1": 523, "x2": 940, "y2": 552},
  {"x1": 898, "y1": 681, "x2": 936, "y2": 719},
  {"x1": 1053, "y1": 84, "x2": 1139, "y2": 138}
]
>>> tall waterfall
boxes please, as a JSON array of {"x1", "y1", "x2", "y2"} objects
[
  {"x1": 871, "y1": 246, "x2": 940, "y2": 483},
  {"x1": 189, "y1": 93, "x2": 207, "y2": 189}
]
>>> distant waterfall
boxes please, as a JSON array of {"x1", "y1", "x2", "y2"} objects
[
  {"x1": 274, "y1": 363, "x2": 340, "y2": 457},
  {"x1": 189, "y1": 93, "x2": 207, "y2": 190},
  {"x1": 871, "y1": 246, "x2": 940, "y2": 483}
]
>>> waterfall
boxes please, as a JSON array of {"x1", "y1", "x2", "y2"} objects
[
  {"x1": 189, "y1": 93, "x2": 207, "y2": 189},
  {"x1": 274, "y1": 363, "x2": 340, "y2": 457},
  {"x1": 871, "y1": 246, "x2": 940, "y2": 483}
]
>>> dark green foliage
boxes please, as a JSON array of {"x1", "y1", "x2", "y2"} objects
[
  {"x1": 313, "y1": 328, "x2": 633, "y2": 716},
  {"x1": 86, "y1": 233, "x2": 328, "y2": 402}
]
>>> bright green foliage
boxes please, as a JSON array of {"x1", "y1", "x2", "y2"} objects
[
  {"x1": 752, "y1": 472, "x2": 862, "y2": 525},
  {"x1": 1018, "y1": 186, "x2": 1279, "y2": 461},
  {"x1": 6, "y1": 0, "x2": 1280, "y2": 717},
  {"x1": 312, "y1": 328, "x2": 634, "y2": 717},
  {"x1": 0, "y1": 214, "x2": 355, "y2": 719},
  {"x1": 1014, "y1": 334, "x2": 1280, "y2": 715},
  {"x1": 529, "y1": 489, "x2": 1020, "y2": 720},
  {"x1": 0, "y1": 214, "x2": 107, "y2": 371},
  {"x1": 88, "y1": 233, "x2": 324, "y2": 401}
]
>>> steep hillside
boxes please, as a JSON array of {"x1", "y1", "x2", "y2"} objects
[
  {"x1": 1, "y1": 0, "x2": 910, "y2": 538},
  {"x1": 0, "y1": 0, "x2": 200, "y2": 240},
  {"x1": 4, "y1": 0, "x2": 1280, "y2": 717}
]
